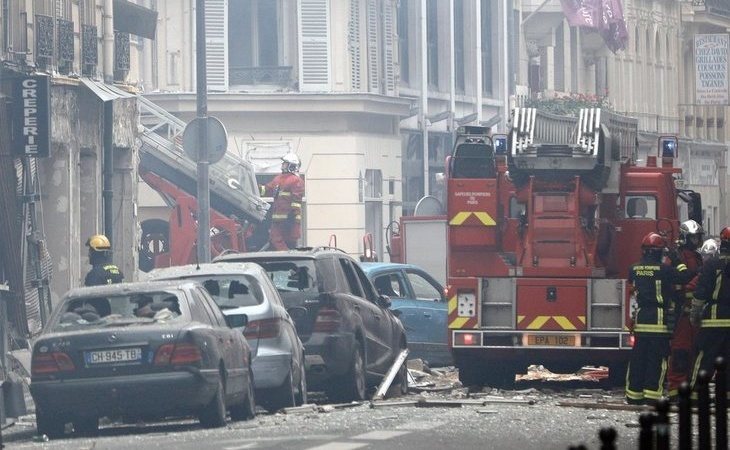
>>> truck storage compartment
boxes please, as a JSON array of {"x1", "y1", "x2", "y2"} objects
[{"x1": 516, "y1": 279, "x2": 587, "y2": 331}]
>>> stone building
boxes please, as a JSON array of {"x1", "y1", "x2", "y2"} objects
[{"x1": 0, "y1": 0, "x2": 154, "y2": 333}]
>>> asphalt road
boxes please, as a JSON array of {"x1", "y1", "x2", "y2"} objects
[{"x1": 2, "y1": 387, "x2": 650, "y2": 450}]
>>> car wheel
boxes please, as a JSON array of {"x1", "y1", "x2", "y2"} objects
[
  {"x1": 230, "y1": 369, "x2": 256, "y2": 421},
  {"x1": 73, "y1": 416, "x2": 99, "y2": 436},
  {"x1": 36, "y1": 409, "x2": 65, "y2": 439},
  {"x1": 295, "y1": 358, "x2": 308, "y2": 406},
  {"x1": 327, "y1": 345, "x2": 367, "y2": 403},
  {"x1": 199, "y1": 377, "x2": 227, "y2": 428},
  {"x1": 263, "y1": 366, "x2": 297, "y2": 412}
]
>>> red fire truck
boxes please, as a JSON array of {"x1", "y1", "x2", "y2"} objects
[{"x1": 390, "y1": 107, "x2": 702, "y2": 387}]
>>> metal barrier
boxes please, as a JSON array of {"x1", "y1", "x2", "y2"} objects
[{"x1": 572, "y1": 357, "x2": 728, "y2": 449}]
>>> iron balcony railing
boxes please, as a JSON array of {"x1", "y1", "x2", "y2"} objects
[{"x1": 229, "y1": 66, "x2": 294, "y2": 88}]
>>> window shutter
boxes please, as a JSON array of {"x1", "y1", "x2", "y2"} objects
[
  {"x1": 204, "y1": 0, "x2": 228, "y2": 92},
  {"x1": 298, "y1": 0, "x2": 331, "y2": 91},
  {"x1": 383, "y1": 0, "x2": 396, "y2": 95},
  {"x1": 349, "y1": 0, "x2": 362, "y2": 91},
  {"x1": 366, "y1": 0, "x2": 380, "y2": 92}
]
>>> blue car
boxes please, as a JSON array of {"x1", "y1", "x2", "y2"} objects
[{"x1": 360, "y1": 263, "x2": 452, "y2": 367}]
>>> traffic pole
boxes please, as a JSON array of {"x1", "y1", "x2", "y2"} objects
[
  {"x1": 697, "y1": 370, "x2": 711, "y2": 450},
  {"x1": 678, "y1": 382, "x2": 692, "y2": 450},
  {"x1": 195, "y1": 0, "x2": 211, "y2": 263},
  {"x1": 715, "y1": 357, "x2": 728, "y2": 450},
  {"x1": 655, "y1": 398, "x2": 670, "y2": 450},
  {"x1": 638, "y1": 412, "x2": 655, "y2": 450}
]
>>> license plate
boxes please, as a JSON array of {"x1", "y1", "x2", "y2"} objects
[
  {"x1": 526, "y1": 335, "x2": 578, "y2": 347},
  {"x1": 86, "y1": 348, "x2": 142, "y2": 365}
]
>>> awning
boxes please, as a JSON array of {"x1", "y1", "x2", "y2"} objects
[
  {"x1": 113, "y1": 0, "x2": 158, "y2": 40},
  {"x1": 80, "y1": 78, "x2": 135, "y2": 102}
]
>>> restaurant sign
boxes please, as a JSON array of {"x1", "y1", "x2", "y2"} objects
[{"x1": 14, "y1": 74, "x2": 51, "y2": 157}]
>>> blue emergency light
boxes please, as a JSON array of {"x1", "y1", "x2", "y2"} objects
[
  {"x1": 493, "y1": 134, "x2": 508, "y2": 155},
  {"x1": 659, "y1": 136, "x2": 678, "y2": 158}
]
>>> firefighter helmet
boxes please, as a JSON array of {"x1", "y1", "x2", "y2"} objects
[
  {"x1": 721, "y1": 227, "x2": 730, "y2": 253},
  {"x1": 679, "y1": 219, "x2": 704, "y2": 248},
  {"x1": 86, "y1": 234, "x2": 111, "y2": 251},
  {"x1": 641, "y1": 232, "x2": 666, "y2": 250},
  {"x1": 700, "y1": 238, "x2": 719, "y2": 257},
  {"x1": 281, "y1": 153, "x2": 300, "y2": 173}
]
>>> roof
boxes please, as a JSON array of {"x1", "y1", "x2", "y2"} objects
[
  {"x1": 64, "y1": 279, "x2": 196, "y2": 298},
  {"x1": 214, "y1": 247, "x2": 347, "y2": 262},
  {"x1": 149, "y1": 262, "x2": 267, "y2": 279}
]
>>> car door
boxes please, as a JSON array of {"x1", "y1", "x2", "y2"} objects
[
  {"x1": 403, "y1": 269, "x2": 449, "y2": 364},
  {"x1": 337, "y1": 258, "x2": 392, "y2": 376},
  {"x1": 373, "y1": 269, "x2": 429, "y2": 344},
  {"x1": 195, "y1": 287, "x2": 247, "y2": 396}
]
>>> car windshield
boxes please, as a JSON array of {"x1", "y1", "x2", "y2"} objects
[
  {"x1": 185, "y1": 275, "x2": 264, "y2": 309},
  {"x1": 253, "y1": 260, "x2": 318, "y2": 293},
  {"x1": 49, "y1": 291, "x2": 185, "y2": 332}
]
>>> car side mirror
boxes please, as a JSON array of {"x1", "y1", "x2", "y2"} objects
[
  {"x1": 225, "y1": 313, "x2": 248, "y2": 329},
  {"x1": 377, "y1": 295, "x2": 391, "y2": 309},
  {"x1": 287, "y1": 306, "x2": 308, "y2": 322}
]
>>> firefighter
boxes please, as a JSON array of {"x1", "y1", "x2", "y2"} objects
[
  {"x1": 667, "y1": 220, "x2": 704, "y2": 399},
  {"x1": 261, "y1": 153, "x2": 305, "y2": 250},
  {"x1": 84, "y1": 234, "x2": 124, "y2": 286},
  {"x1": 625, "y1": 232, "x2": 695, "y2": 405},
  {"x1": 699, "y1": 238, "x2": 719, "y2": 262},
  {"x1": 689, "y1": 226, "x2": 730, "y2": 398}
]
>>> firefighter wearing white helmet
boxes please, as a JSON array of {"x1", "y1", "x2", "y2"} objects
[
  {"x1": 260, "y1": 153, "x2": 305, "y2": 250},
  {"x1": 84, "y1": 234, "x2": 124, "y2": 286},
  {"x1": 699, "y1": 238, "x2": 719, "y2": 261},
  {"x1": 667, "y1": 219, "x2": 704, "y2": 399}
]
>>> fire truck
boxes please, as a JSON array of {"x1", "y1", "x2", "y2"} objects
[{"x1": 390, "y1": 107, "x2": 702, "y2": 387}]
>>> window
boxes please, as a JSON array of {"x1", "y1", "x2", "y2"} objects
[
  {"x1": 353, "y1": 264, "x2": 379, "y2": 302},
  {"x1": 406, "y1": 272, "x2": 442, "y2": 301},
  {"x1": 454, "y1": 0, "x2": 464, "y2": 93},
  {"x1": 197, "y1": 288, "x2": 226, "y2": 327},
  {"x1": 625, "y1": 195, "x2": 657, "y2": 220},
  {"x1": 339, "y1": 258, "x2": 364, "y2": 297},
  {"x1": 253, "y1": 260, "x2": 319, "y2": 293},
  {"x1": 188, "y1": 294, "x2": 214, "y2": 324},
  {"x1": 184, "y1": 275, "x2": 264, "y2": 309},
  {"x1": 426, "y1": 0, "x2": 438, "y2": 87},
  {"x1": 397, "y1": 0, "x2": 409, "y2": 84},
  {"x1": 480, "y1": 0, "x2": 492, "y2": 95},
  {"x1": 229, "y1": 0, "x2": 279, "y2": 67},
  {"x1": 373, "y1": 273, "x2": 405, "y2": 298}
]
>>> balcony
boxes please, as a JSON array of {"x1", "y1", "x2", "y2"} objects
[
  {"x1": 678, "y1": 104, "x2": 727, "y2": 142},
  {"x1": 682, "y1": 0, "x2": 730, "y2": 25},
  {"x1": 229, "y1": 66, "x2": 295, "y2": 91},
  {"x1": 618, "y1": 113, "x2": 681, "y2": 136}
]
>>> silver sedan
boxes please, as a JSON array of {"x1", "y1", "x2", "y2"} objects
[{"x1": 149, "y1": 262, "x2": 307, "y2": 412}]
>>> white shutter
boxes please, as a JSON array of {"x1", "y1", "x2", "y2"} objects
[
  {"x1": 349, "y1": 0, "x2": 362, "y2": 91},
  {"x1": 383, "y1": 0, "x2": 396, "y2": 95},
  {"x1": 298, "y1": 0, "x2": 331, "y2": 91},
  {"x1": 204, "y1": 0, "x2": 228, "y2": 92},
  {"x1": 366, "y1": 0, "x2": 380, "y2": 92}
]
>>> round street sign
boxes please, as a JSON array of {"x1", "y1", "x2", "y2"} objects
[{"x1": 182, "y1": 116, "x2": 228, "y2": 164}]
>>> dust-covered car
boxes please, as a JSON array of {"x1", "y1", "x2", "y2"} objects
[
  {"x1": 214, "y1": 247, "x2": 409, "y2": 402},
  {"x1": 149, "y1": 262, "x2": 307, "y2": 412},
  {"x1": 30, "y1": 280, "x2": 256, "y2": 439}
]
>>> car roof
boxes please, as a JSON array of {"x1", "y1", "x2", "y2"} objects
[
  {"x1": 149, "y1": 262, "x2": 268, "y2": 279},
  {"x1": 214, "y1": 247, "x2": 347, "y2": 262},
  {"x1": 360, "y1": 262, "x2": 425, "y2": 273},
  {"x1": 64, "y1": 279, "x2": 196, "y2": 299}
]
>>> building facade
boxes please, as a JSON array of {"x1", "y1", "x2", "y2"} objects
[{"x1": 0, "y1": 0, "x2": 153, "y2": 333}]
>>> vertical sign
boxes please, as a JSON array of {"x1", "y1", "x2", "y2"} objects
[
  {"x1": 13, "y1": 75, "x2": 51, "y2": 157},
  {"x1": 694, "y1": 34, "x2": 729, "y2": 105}
]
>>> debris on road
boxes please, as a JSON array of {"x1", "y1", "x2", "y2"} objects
[
  {"x1": 558, "y1": 401, "x2": 651, "y2": 413},
  {"x1": 406, "y1": 360, "x2": 461, "y2": 393},
  {"x1": 373, "y1": 349, "x2": 409, "y2": 401},
  {"x1": 281, "y1": 404, "x2": 320, "y2": 414},
  {"x1": 516, "y1": 365, "x2": 609, "y2": 383},
  {"x1": 370, "y1": 396, "x2": 536, "y2": 409}
]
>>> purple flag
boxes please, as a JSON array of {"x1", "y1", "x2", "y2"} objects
[
  {"x1": 560, "y1": 0, "x2": 628, "y2": 53},
  {"x1": 559, "y1": 0, "x2": 602, "y2": 29}
]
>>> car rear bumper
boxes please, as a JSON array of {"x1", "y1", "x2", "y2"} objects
[
  {"x1": 303, "y1": 332, "x2": 356, "y2": 386},
  {"x1": 30, "y1": 369, "x2": 219, "y2": 418},
  {"x1": 252, "y1": 351, "x2": 292, "y2": 389}
]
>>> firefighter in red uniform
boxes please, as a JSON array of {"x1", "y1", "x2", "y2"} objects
[
  {"x1": 689, "y1": 226, "x2": 730, "y2": 398},
  {"x1": 261, "y1": 153, "x2": 305, "y2": 250},
  {"x1": 667, "y1": 220, "x2": 704, "y2": 399},
  {"x1": 625, "y1": 232, "x2": 695, "y2": 405}
]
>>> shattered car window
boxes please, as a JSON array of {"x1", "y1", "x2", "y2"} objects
[
  {"x1": 50, "y1": 291, "x2": 185, "y2": 331},
  {"x1": 186, "y1": 275, "x2": 265, "y2": 310},
  {"x1": 255, "y1": 260, "x2": 318, "y2": 293}
]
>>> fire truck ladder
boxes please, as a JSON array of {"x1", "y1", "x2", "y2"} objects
[{"x1": 136, "y1": 95, "x2": 268, "y2": 225}]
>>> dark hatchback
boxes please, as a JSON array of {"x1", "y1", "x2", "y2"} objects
[
  {"x1": 30, "y1": 280, "x2": 256, "y2": 438},
  {"x1": 215, "y1": 247, "x2": 408, "y2": 402}
]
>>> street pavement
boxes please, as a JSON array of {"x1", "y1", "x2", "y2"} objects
[{"x1": 2, "y1": 386, "x2": 656, "y2": 450}]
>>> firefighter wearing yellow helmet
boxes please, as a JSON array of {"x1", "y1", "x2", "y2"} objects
[{"x1": 84, "y1": 234, "x2": 124, "y2": 286}]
